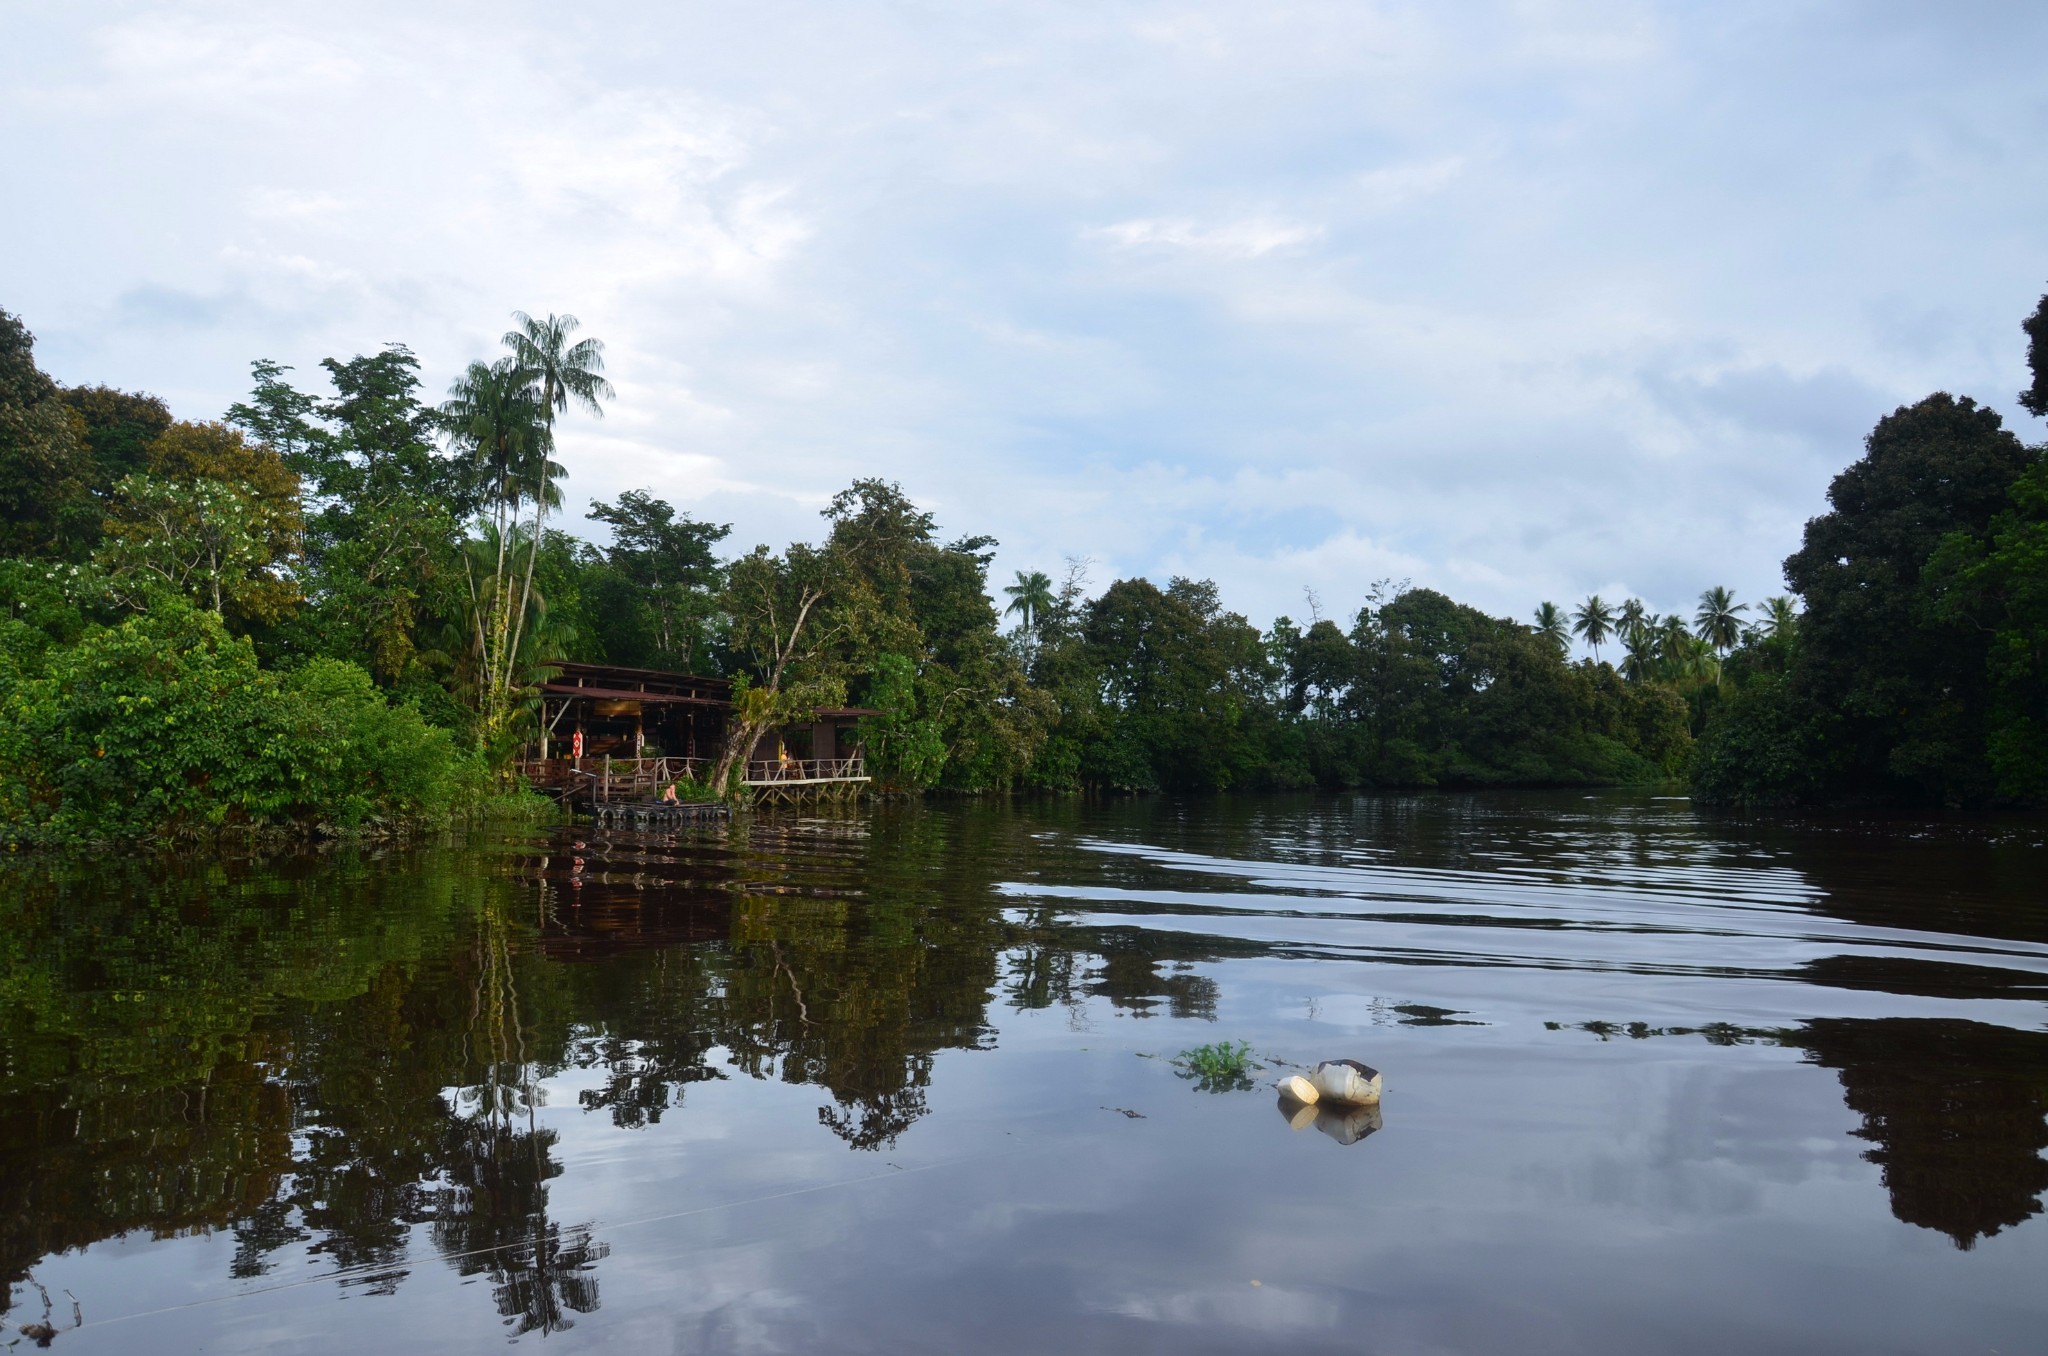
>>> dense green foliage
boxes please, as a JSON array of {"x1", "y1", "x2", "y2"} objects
[
  {"x1": 0, "y1": 601, "x2": 492, "y2": 843},
  {"x1": 1694, "y1": 379, "x2": 2047, "y2": 811},
  {"x1": 1008, "y1": 578, "x2": 1688, "y2": 794},
  {"x1": 0, "y1": 313, "x2": 518, "y2": 841}
]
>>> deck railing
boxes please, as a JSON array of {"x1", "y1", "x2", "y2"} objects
[
  {"x1": 743, "y1": 756, "x2": 868, "y2": 785},
  {"x1": 517, "y1": 756, "x2": 711, "y2": 802},
  {"x1": 517, "y1": 754, "x2": 868, "y2": 800}
]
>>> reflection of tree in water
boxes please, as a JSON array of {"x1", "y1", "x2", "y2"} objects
[
  {"x1": 11, "y1": 804, "x2": 2048, "y2": 1339},
  {"x1": 717, "y1": 885, "x2": 998, "y2": 1151},
  {"x1": 430, "y1": 1116, "x2": 604, "y2": 1335},
  {"x1": 652, "y1": 808, "x2": 1013, "y2": 1151},
  {"x1": 1558, "y1": 1012, "x2": 2048, "y2": 1250},
  {"x1": 820, "y1": 1080, "x2": 930, "y2": 1151},
  {"x1": 1799, "y1": 1017, "x2": 2048, "y2": 1251},
  {"x1": 1004, "y1": 916, "x2": 1084, "y2": 1014},
  {"x1": 0, "y1": 853, "x2": 442, "y2": 1316},
  {"x1": 428, "y1": 900, "x2": 607, "y2": 1335},
  {"x1": 568, "y1": 947, "x2": 727, "y2": 1130}
]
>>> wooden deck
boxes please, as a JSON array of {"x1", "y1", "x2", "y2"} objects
[
  {"x1": 518, "y1": 755, "x2": 870, "y2": 809},
  {"x1": 742, "y1": 757, "x2": 871, "y2": 806}
]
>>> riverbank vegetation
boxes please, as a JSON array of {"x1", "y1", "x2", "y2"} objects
[{"x1": 3, "y1": 286, "x2": 2044, "y2": 836}]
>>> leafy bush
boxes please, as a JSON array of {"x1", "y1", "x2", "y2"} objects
[
  {"x1": 0, "y1": 600, "x2": 499, "y2": 843},
  {"x1": 1689, "y1": 670, "x2": 1820, "y2": 812}
]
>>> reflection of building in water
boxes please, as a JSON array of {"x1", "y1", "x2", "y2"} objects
[{"x1": 1799, "y1": 1017, "x2": 2048, "y2": 1250}]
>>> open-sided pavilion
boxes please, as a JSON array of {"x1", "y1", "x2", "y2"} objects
[{"x1": 520, "y1": 661, "x2": 874, "y2": 805}]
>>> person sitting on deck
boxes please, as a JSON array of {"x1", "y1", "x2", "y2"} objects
[{"x1": 660, "y1": 781, "x2": 679, "y2": 803}]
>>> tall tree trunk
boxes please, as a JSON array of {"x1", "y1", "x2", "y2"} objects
[
  {"x1": 708, "y1": 585, "x2": 825, "y2": 793},
  {"x1": 710, "y1": 711, "x2": 768, "y2": 796}
]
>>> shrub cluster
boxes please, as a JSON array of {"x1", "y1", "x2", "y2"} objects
[{"x1": 0, "y1": 601, "x2": 498, "y2": 844}]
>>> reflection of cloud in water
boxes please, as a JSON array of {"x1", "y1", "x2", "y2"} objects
[
  {"x1": 1097, "y1": 1283, "x2": 1343, "y2": 1332},
  {"x1": 1550, "y1": 1015, "x2": 2048, "y2": 1249}
]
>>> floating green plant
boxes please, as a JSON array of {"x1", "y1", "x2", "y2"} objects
[{"x1": 1173, "y1": 1040, "x2": 1261, "y2": 1093}]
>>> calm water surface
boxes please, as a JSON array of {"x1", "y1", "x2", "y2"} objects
[{"x1": 3, "y1": 792, "x2": 2046, "y2": 1353}]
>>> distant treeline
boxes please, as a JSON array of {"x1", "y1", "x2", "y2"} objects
[{"x1": 2, "y1": 288, "x2": 2044, "y2": 839}]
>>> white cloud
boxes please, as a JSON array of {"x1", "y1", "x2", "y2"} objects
[
  {"x1": 1090, "y1": 216, "x2": 1326, "y2": 258},
  {"x1": 4, "y1": 0, "x2": 2044, "y2": 632}
]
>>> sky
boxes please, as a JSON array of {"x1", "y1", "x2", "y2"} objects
[{"x1": 4, "y1": 1, "x2": 2047, "y2": 645}]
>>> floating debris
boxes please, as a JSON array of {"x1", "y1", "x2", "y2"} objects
[
  {"x1": 1308, "y1": 1059, "x2": 1382, "y2": 1106},
  {"x1": 1275, "y1": 1059, "x2": 1385, "y2": 1144},
  {"x1": 1274, "y1": 1090, "x2": 1384, "y2": 1143},
  {"x1": 1314, "y1": 1101, "x2": 1383, "y2": 1145},
  {"x1": 1273, "y1": 1073, "x2": 1319, "y2": 1104}
]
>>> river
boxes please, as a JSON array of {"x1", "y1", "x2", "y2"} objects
[{"x1": 2, "y1": 791, "x2": 2044, "y2": 1353}]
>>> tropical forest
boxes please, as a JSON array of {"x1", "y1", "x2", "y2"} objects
[{"x1": 2, "y1": 291, "x2": 2046, "y2": 844}]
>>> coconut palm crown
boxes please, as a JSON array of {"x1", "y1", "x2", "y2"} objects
[
  {"x1": 1620, "y1": 627, "x2": 1658, "y2": 683},
  {"x1": 1617, "y1": 597, "x2": 1648, "y2": 642},
  {"x1": 1758, "y1": 595, "x2": 1798, "y2": 641},
  {"x1": 504, "y1": 311, "x2": 615, "y2": 427},
  {"x1": 1572, "y1": 594, "x2": 1616, "y2": 662},
  {"x1": 1694, "y1": 585, "x2": 1748, "y2": 655}
]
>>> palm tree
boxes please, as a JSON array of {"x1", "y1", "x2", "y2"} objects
[
  {"x1": 1758, "y1": 595, "x2": 1798, "y2": 641},
  {"x1": 1655, "y1": 613, "x2": 1691, "y2": 677},
  {"x1": 1675, "y1": 631, "x2": 1720, "y2": 686},
  {"x1": 499, "y1": 312, "x2": 613, "y2": 737},
  {"x1": 1571, "y1": 594, "x2": 1615, "y2": 663},
  {"x1": 1620, "y1": 627, "x2": 1658, "y2": 683},
  {"x1": 506, "y1": 311, "x2": 615, "y2": 431},
  {"x1": 1617, "y1": 597, "x2": 1648, "y2": 643},
  {"x1": 1532, "y1": 601, "x2": 1569, "y2": 655},
  {"x1": 442, "y1": 357, "x2": 544, "y2": 520},
  {"x1": 441, "y1": 359, "x2": 549, "y2": 742},
  {"x1": 1694, "y1": 585, "x2": 1748, "y2": 657},
  {"x1": 1003, "y1": 569, "x2": 1054, "y2": 632}
]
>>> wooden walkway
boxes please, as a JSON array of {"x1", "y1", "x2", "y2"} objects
[{"x1": 743, "y1": 757, "x2": 871, "y2": 806}]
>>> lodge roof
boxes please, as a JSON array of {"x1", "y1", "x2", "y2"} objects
[
  {"x1": 548, "y1": 660, "x2": 732, "y2": 686},
  {"x1": 537, "y1": 683, "x2": 731, "y2": 706},
  {"x1": 543, "y1": 661, "x2": 733, "y2": 701},
  {"x1": 536, "y1": 665, "x2": 878, "y2": 720}
]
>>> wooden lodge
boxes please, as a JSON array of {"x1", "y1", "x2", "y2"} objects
[{"x1": 519, "y1": 660, "x2": 876, "y2": 807}]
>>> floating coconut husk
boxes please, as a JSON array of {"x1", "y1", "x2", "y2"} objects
[
  {"x1": 1273, "y1": 1074, "x2": 1319, "y2": 1105},
  {"x1": 1308, "y1": 1059, "x2": 1382, "y2": 1106}
]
